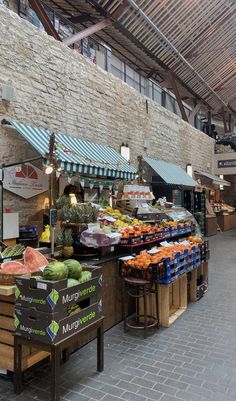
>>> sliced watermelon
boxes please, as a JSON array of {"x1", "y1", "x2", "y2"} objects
[
  {"x1": 0, "y1": 261, "x2": 28, "y2": 275},
  {"x1": 24, "y1": 247, "x2": 48, "y2": 272}
]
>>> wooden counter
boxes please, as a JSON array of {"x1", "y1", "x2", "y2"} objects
[
  {"x1": 216, "y1": 213, "x2": 236, "y2": 231},
  {"x1": 205, "y1": 216, "x2": 217, "y2": 236}
]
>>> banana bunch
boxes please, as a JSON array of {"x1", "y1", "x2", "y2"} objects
[
  {"x1": 130, "y1": 218, "x2": 143, "y2": 226},
  {"x1": 40, "y1": 225, "x2": 50, "y2": 242},
  {"x1": 67, "y1": 304, "x2": 81, "y2": 316},
  {"x1": 105, "y1": 207, "x2": 122, "y2": 218},
  {"x1": 115, "y1": 219, "x2": 128, "y2": 230}
]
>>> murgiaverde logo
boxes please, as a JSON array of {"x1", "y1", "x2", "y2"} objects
[
  {"x1": 19, "y1": 295, "x2": 47, "y2": 305},
  {"x1": 62, "y1": 285, "x2": 96, "y2": 304},
  {"x1": 18, "y1": 324, "x2": 46, "y2": 337},
  {"x1": 62, "y1": 311, "x2": 96, "y2": 334}
]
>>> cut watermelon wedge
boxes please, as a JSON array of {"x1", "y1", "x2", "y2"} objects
[
  {"x1": 0, "y1": 261, "x2": 28, "y2": 275},
  {"x1": 24, "y1": 247, "x2": 48, "y2": 272}
]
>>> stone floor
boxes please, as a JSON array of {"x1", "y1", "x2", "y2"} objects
[{"x1": 1, "y1": 230, "x2": 236, "y2": 401}]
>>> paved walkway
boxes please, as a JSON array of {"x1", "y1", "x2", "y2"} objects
[{"x1": 1, "y1": 230, "x2": 236, "y2": 401}]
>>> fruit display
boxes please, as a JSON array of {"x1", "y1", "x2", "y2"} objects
[
  {"x1": 120, "y1": 237, "x2": 205, "y2": 283},
  {"x1": 43, "y1": 261, "x2": 68, "y2": 281},
  {"x1": 104, "y1": 207, "x2": 122, "y2": 218},
  {"x1": 62, "y1": 203, "x2": 99, "y2": 223},
  {"x1": 0, "y1": 261, "x2": 28, "y2": 275},
  {"x1": 64, "y1": 259, "x2": 82, "y2": 279},
  {"x1": 24, "y1": 247, "x2": 48, "y2": 272},
  {"x1": 0, "y1": 244, "x2": 25, "y2": 259}
]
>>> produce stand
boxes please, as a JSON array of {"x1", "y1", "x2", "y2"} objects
[{"x1": 216, "y1": 212, "x2": 236, "y2": 231}]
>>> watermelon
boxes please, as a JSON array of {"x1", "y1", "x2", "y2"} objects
[
  {"x1": 64, "y1": 259, "x2": 82, "y2": 279},
  {"x1": 43, "y1": 262, "x2": 68, "y2": 281},
  {"x1": 0, "y1": 261, "x2": 28, "y2": 275},
  {"x1": 67, "y1": 278, "x2": 79, "y2": 287},
  {"x1": 24, "y1": 247, "x2": 48, "y2": 272},
  {"x1": 78, "y1": 270, "x2": 92, "y2": 284}
]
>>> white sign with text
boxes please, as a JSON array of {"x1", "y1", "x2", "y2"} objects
[{"x1": 3, "y1": 163, "x2": 48, "y2": 199}]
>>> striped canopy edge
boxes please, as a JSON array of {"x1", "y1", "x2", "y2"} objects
[{"x1": 4, "y1": 120, "x2": 137, "y2": 180}]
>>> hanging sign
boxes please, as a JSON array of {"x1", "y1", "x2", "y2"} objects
[
  {"x1": 218, "y1": 159, "x2": 236, "y2": 168},
  {"x1": 3, "y1": 163, "x2": 49, "y2": 199},
  {"x1": 99, "y1": 181, "x2": 104, "y2": 192},
  {"x1": 79, "y1": 177, "x2": 85, "y2": 188},
  {"x1": 89, "y1": 179, "x2": 95, "y2": 190}
]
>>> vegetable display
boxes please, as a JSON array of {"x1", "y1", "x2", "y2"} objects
[{"x1": 0, "y1": 245, "x2": 25, "y2": 258}]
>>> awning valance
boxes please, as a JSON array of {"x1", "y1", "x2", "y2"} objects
[
  {"x1": 195, "y1": 171, "x2": 230, "y2": 187},
  {"x1": 4, "y1": 120, "x2": 137, "y2": 180},
  {"x1": 143, "y1": 157, "x2": 196, "y2": 187}
]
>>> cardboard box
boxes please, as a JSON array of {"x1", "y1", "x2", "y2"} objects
[
  {"x1": 15, "y1": 301, "x2": 103, "y2": 344},
  {"x1": 15, "y1": 266, "x2": 102, "y2": 318}
]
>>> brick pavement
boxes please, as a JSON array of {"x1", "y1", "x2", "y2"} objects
[{"x1": 1, "y1": 230, "x2": 236, "y2": 401}]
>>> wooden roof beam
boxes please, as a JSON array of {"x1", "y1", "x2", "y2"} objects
[
  {"x1": 167, "y1": 71, "x2": 188, "y2": 122},
  {"x1": 28, "y1": 0, "x2": 61, "y2": 41},
  {"x1": 63, "y1": 0, "x2": 129, "y2": 46},
  {"x1": 188, "y1": 102, "x2": 202, "y2": 125}
]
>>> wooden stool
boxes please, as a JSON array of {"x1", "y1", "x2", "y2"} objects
[
  {"x1": 123, "y1": 277, "x2": 159, "y2": 338},
  {"x1": 14, "y1": 317, "x2": 104, "y2": 401}
]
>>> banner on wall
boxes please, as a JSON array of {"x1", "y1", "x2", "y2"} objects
[{"x1": 3, "y1": 163, "x2": 49, "y2": 199}]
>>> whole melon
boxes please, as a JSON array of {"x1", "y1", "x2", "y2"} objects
[
  {"x1": 78, "y1": 270, "x2": 92, "y2": 284},
  {"x1": 64, "y1": 259, "x2": 82, "y2": 280},
  {"x1": 67, "y1": 278, "x2": 79, "y2": 287},
  {"x1": 43, "y1": 262, "x2": 68, "y2": 281}
]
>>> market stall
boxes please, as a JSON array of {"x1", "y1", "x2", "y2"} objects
[
  {"x1": 214, "y1": 203, "x2": 236, "y2": 231},
  {"x1": 194, "y1": 171, "x2": 231, "y2": 236},
  {"x1": 0, "y1": 122, "x2": 210, "y2": 386}
]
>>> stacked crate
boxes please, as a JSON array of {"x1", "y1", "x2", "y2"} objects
[
  {"x1": 0, "y1": 293, "x2": 49, "y2": 372},
  {"x1": 14, "y1": 266, "x2": 103, "y2": 345}
]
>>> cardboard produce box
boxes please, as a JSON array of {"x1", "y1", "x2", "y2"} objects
[
  {"x1": 15, "y1": 266, "x2": 102, "y2": 318},
  {"x1": 15, "y1": 301, "x2": 103, "y2": 344}
]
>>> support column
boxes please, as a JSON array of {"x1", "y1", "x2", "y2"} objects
[{"x1": 222, "y1": 108, "x2": 228, "y2": 133}]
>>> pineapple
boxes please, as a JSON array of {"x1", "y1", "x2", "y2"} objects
[
  {"x1": 62, "y1": 228, "x2": 74, "y2": 257},
  {"x1": 56, "y1": 228, "x2": 64, "y2": 246}
]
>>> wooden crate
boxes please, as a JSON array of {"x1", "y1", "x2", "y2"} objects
[
  {"x1": 0, "y1": 294, "x2": 49, "y2": 372},
  {"x1": 158, "y1": 274, "x2": 187, "y2": 327},
  {"x1": 188, "y1": 262, "x2": 209, "y2": 303}
]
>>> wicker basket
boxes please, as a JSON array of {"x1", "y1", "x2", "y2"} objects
[
  {"x1": 0, "y1": 258, "x2": 57, "y2": 286},
  {"x1": 0, "y1": 272, "x2": 30, "y2": 286}
]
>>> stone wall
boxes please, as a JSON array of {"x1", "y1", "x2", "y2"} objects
[{"x1": 0, "y1": 6, "x2": 215, "y2": 223}]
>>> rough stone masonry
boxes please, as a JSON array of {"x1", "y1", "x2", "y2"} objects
[{"x1": 0, "y1": 6, "x2": 214, "y2": 223}]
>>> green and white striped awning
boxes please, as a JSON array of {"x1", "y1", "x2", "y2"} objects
[
  {"x1": 143, "y1": 156, "x2": 196, "y2": 187},
  {"x1": 6, "y1": 121, "x2": 137, "y2": 180}
]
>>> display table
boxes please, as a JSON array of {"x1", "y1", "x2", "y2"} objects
[
  {"x1": 14, "y1": 317, "x2": 104, "y2": 401},
  {"x1": 205, "y1": 215, "x2": 217, "y2": 236},
  {"x1": 216, "y1": 213, "x2": 236, "y2": 231}
]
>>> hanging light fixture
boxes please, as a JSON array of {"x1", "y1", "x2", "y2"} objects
[
  {"x1": 220, "y1": 174, "x2": 224, "y2": 191},
  {"x1": 186, "y1": 163, "x2": 193, "y2": 177},
  {"x1": 45, "y1": 164, "x2": 54, "y2": 175},
  {"x1": 120, "y1": 143, "x2": 130, "y2": 161}
]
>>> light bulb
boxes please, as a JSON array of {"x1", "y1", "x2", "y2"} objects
[
  {"x1": 45, "y1": 165, "x2": 53, "y2": 175},
  {"x1": 69, "y1": 194, "x2": 77, "y2": 205}
]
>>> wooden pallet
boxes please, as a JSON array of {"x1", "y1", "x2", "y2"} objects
[{"x1": 0, "y1": 294, "x2": 49, "y2": 372}]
